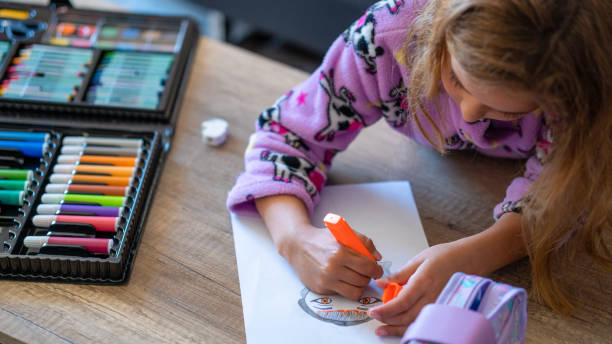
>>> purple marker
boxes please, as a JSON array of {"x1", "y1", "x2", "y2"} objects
[{"x1": 36, "y1": 204, "x2": 122, "y2": 217}]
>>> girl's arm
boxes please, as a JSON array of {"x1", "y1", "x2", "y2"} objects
[
  {"x1": 368, "y1": 212, "x2": 526, "y2": 337},
  {"x1": 255, "y1": 194, "x2": 383, "y2": 300}
]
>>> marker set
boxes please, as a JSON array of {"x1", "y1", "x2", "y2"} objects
[
  {"x1": 48, "y1": 14, "x2": 185, "y2": 53},
  {"x1": 1, "y1": 44, "x2": 92, "y2": 102},
  {"x1": 86, "y1": 51, "x2": 173, "y2": 109},
  {"x1": 0, "y1": 2, "x2": 196, "y2": 284},
  {"x1": 0, "y1": 127, "x2": 162, "y2": 282},
  {"x1": 22, "y1": 136, "x2": 144, "y2": 257},
  {"x1": 0, "y1": 130, "x2": 50, "y2": 220},
  {"x1": 0, "y1": 0, "x2": 197, "y2": 119}
]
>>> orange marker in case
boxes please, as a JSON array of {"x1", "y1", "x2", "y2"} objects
[
  {"x1": 323, "y1": 213, "x2": 376, "y2": 262},
  {"x1": 382, "y1": 282, "x2": 403, "y2": 303}
]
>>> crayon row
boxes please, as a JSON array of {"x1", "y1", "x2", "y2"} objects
[
  {"x1": 86, "y1": 51, "x2": 174, "y2": 109},
  {"x1": 0, "y1": 130, "x2": 50, "y2": 208},
  {"x1": 0, "y1": 44, "x2": 92, "y2": 102},
  {"x1": 23, "y1": 135, "x2": 145, "y2": 256}
]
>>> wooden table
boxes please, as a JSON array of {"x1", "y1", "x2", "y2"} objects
[{"x1": 0, "y1": 38, "x2": 609, "y2": 344}]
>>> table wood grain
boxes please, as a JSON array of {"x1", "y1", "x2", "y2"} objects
[{"x1": 0, "y1": 37, "x2": 609, "y2": 343}]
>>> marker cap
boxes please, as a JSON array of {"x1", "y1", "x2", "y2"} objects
[
  {"x1": 57, "y1": 155, "x2": 81, "y2": 164},
  {"x1": 53, "y1": 164, "x2": 76, "y2": 174},
  {"x1": 41, "y1": 193, "x2": 65, "y2": 204},
  {"x1": 23, "y1": 236, "x2": 47, "y2": 249},
  {"x1": 49, "y1": 174, "x2": 72, "y2": 184},
  {"x1": 33, "y1": 215, "x2": 54, "y2": 227},
  {"x1": 36, "y1": 204, "x2": 61, "y2": 215},
  {"x1": 61, "y1": 146, "x2": 85, "y2": 155},
  {"x1": 45, "y1": 184, "x2": 70, "y2": 194}
]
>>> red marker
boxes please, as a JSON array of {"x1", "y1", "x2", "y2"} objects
[
  {"x1": 23, "y1": 236, "x2": 113, "y2": 255},
  {"x1": 32, "y1": 215, "x2": 120, "y2": 232}
]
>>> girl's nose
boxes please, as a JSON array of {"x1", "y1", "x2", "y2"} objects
[{"x1": 460, "y1": 98, "x2": 487, "y2": 123}]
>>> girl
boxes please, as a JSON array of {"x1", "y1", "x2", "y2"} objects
[{"x1": 227, "y1": 0, "x2": 611, "y2": 337}]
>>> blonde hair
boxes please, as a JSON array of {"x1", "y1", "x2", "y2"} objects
[{"x1": 406, "y1": 0, "x2": 612, "y2": 313}]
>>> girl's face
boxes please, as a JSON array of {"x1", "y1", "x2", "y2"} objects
[{"x1": 441, "y1": 50, "x2": 539, "y2": 122}]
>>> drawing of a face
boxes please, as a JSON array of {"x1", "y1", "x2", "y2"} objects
[{"x1": 298, "y1": 287, "x2": 382, "y2": 326}]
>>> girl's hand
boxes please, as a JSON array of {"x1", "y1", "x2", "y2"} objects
[
  {"x1": 367, "y1": 241, "x2": 473, "y2": 337},
  {"x1": 284, "y1": 223, "x2": 384, "y2": 300}
]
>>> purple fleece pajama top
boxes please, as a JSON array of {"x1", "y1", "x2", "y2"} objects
[{"x1": 226, "y1": 0, "x2": 551, "y2": 220}]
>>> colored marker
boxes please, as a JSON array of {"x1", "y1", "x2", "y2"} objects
[
  {"x1": 53, "y1": 164, "x2": 137, "y2": 177},
  {"x1": 0, "y1": 179, "x2": 29, "y2": 191},
  {"x1": 0, "y1": 169, "x2": 32, "y2": 181},
  {"x1": 61, "y1": 145, "x2": 141, "y2": 157},
  {"x1": 57, "y1": 154, "x2": 138, "y2": 166},
  {"x1": 33, "y1": 215, "x2": 120, "y2": 232},
  {"x1": 323, "y1": 213, "x2": 376, "y2": 262},
  {"x1": 0, "y1": 131, "x2": 49, "y2": 142},
  {"x1": 0, "y1": 190, "x2": 24, "y2": 206},
  {"x1": 0, "y1": 9, "x2": 30, "y2": 20},
  {"x1": 63, "y1": 136, "x2": 143, "y2": 148},
  {"x1": 45, "y1": 184, "x2": 130, "y2": 196},
  {"x1": 37, "y1": 204, "x2": 122, "y2": 217},
  {"x1": 41, "y1": 193, "x2": 126, "y2": 207},
  {"x1": 382, "y1": 282, "x2": 403, "y2": 304},
  {"x1": 90, "y1": 99, "x2": 159, "y2": 109},
  {"x1": 49, "y1": 173, "x2": 134, "y2": 186},
  {"x1": 23, "y1": 236, "x2": 113, "y2": 255},
  {"x1": 0, "y1": 140, "x2": 46, "y2": 157}
]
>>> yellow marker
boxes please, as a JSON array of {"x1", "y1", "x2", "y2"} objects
[
  {"x1": 0, "y1": 9, "x2": 30, "y2": 20},
  {"x1": 50, "y1": 37, "x2": 70, "y2": 46}
]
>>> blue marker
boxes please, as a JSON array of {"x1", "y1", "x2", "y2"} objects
[
  {"x1": 0, "y1": 140, "x2": 47, "y2": 157},
  {"x1": 0, "y1": 131, "x2": 49, "y2": 142}
]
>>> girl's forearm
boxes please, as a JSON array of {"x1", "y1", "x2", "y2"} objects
[
  {"x1": 254, "y1": 195, "x2": 312, "y2": 258},
  {"x1": 458, "y1": 212, "x2": 527, "y2": 276}
]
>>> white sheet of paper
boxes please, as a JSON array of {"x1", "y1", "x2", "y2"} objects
[{"x1": 231, "y1": 181, "x2": 429, "y2": 343}]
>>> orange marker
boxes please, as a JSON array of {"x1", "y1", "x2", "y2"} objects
[
  {"x1": 49, "y1": 173, "x2": 133, "y2": 186},
  {"x1": 57, "y1": 154, "x2": 137, "y2": 167},
  {"x1": 323, "y1": 213, "x2": 376, "y2": 262},
  {"x1": 53, "y1": 164, "x2": 137, "y2": 177},
  {"x1": 382, "y1": 282, "x2": 403, "y2": 303}
]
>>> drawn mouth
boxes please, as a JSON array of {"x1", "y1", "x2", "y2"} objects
[{"x1": 315, "y1": 309, "x2": 370, "y2": 322}]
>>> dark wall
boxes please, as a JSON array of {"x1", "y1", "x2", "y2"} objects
[{"x1": 190, "y1": 0, "x2": 373, "y2": 54}]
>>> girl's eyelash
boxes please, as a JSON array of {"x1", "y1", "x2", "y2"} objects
[
  {"x1": 500, "y1": 111, "x2": 527, "y2": 117},
  {"x1": 449, "y1": 70, "x2": 462, "y2": 89}
]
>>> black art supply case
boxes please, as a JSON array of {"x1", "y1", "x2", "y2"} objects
[{"x1": 0, "y1": 1, "x2": 198, "y2": 283}]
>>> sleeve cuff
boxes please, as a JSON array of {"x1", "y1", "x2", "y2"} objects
[
  {"x1": 494, "y1": 198, "x2": 526, "y2": 220},
  {"x1": 226, "y1": 176, "x2": 319, "y2": 217}
]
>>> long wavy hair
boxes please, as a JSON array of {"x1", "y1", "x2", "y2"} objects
[{"x1": 405, "y1": 0, "x2": 612, "y2": 313}]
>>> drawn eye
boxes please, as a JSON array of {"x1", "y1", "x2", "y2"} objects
[
  {"x1": 359, "y1": 296, "x2": 381, "y2": 305},
  {"x1": 311, "y1": 297, "x2": 333, "y2": 305}
]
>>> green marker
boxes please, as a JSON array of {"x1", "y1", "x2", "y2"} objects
[
  {"x1": 0, "y1": 169, "x2": 33, "y2": 181},
  {"x1": 0, "y1": 179, "x2": 29, "y2": 191},
  {"x1": 41, "y1": 193, "x2": 126, "y2": 207},
  {"x1": 0, "y1": 190, "x2": 24, "y2": 206}
]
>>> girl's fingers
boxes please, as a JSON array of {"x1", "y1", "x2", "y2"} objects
[
  {"x1": 355, "y1": 232, "x2": 382, "y2": 260},
  {"x1": 369, "y1": 271, "x2": 430, "y2": 319},
  {"x1": 374, "y1": 325, "x2": 408, "y2": 337},
  {"x1": 373, "y1": 297, "x2": 430, "y2": 326},
  {"x1": 342, "y1": 247, "x2": 383, "y2": 279},
  {"x1": 330, "y1": 280, "x2": 367, "y2": 301},
  {"x1": 376, "y1": 257, "x2": 423, "y2": 288},
  {"x1": 338, "y1": 266, "x2": 373, "y2": 287},
  {"x1": 375, "y1": 257, "x2": 422, "y2": 288}
]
